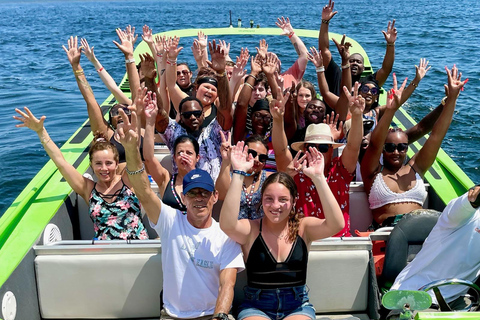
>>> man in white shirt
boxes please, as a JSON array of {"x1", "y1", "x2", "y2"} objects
[{"x1": 118, "y1": 110, "x2": 244, "y2": 320}]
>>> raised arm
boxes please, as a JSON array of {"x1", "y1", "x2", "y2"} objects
[
  {"x1": 207, "y1": 39, "x2": 233, "y2": 130},
  {"x1": 143, "y1": 92, "x2": 170, "y2": 197},
  {"x1": 219, "y1": 141, "x2": 255, "y2": 245},
  {"x1": 153, "y1": 35, "x2": 172, "y2": 122},
  {"x1": 412, "y1": 65, "x2": 466, "y2": 175},
  {"x1": 14, "y1": 107, "x2": 92, "y2": 201},
  {"x1": 63, "y1": 36, "x2": 110, "y2": 137},
  {"x1": 117, "y1": 108, "x2": 161, "y2": 225},
  {"x1": 361, "y1": 75, "x2": 406, "y2": 183},
  {"x1": 283, "y1": 81, "x2": 298, "y2": 140},
  {"x1": 165, "y1": 37, "x2": 188, "y2": 112},
  {"x1": 80, "y1": 38, "x2": 131, "y2": 105},
  {"x1": 270, "y1": 88, "x2": 293, "y2": 172},
  {"x1": 302, "y1": 147, "x2": 344, "y2": 241},
  {"x1": 340, "y1": 82, "x2": 364, "y2": 173},
  {"x1": 229, "y1": 48, "x2": 249, "y2": 99},
  {"x1": 113, "y1": 27, "x2": 141, "y2": 103},
  {"x1": 263, "y1": 52, "x2": 280, "y2": 100},
  {"x1": 308, "y1": 46, "x2": 339, "y2": 109},
  {"x1": 318, "y1": 0, "x2": 338, "y2": 67},
  {"x1": 215, "y1": 131, "x2": 232, "y2": 200},
  {"x1": 191, "y1": 31, "x2": 209, "y2": 69},
  {"x1": 375, "y1": 20, "x2": 397, "y2": 87},
  {"x1": 276, "y1": 17, "x2": 308, "y2": 74}
]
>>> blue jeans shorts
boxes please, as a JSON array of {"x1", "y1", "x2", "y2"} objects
[{"x1": 237, "y1": 285, "x2": 316, "y2": 320}]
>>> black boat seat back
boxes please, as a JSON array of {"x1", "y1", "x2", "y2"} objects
[{"x1": 380, "y1": 211, "x2": 440, "y2": 290}]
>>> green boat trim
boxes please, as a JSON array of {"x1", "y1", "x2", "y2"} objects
[{"x1": 0, "y1": 26, "x2": 473, "y2": 289}]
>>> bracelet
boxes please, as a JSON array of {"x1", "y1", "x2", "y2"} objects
[
  {"x1": 246, "y1": 74, "x2": 257, "y2": 82},
  {"x1": 74, "y1": 68, "x2": 84, "y2": 74},
  {"x1": 411, "y1": 82, "x2": 418, "y2": 87},
  {"x1": 341, "y1": 63, "x2": 350, "y2": 69},
  {"x1": 217, "y1": 71, "x2": 227, "y2": 77},
  {"x1": 233, "y1": 170, "x2": 252, "y2": 177},
  {"x1": 166, "y1": 59, "x2": 177, "y2": 65},
  {"x1": 321, "y1": 19, "x2": 330, "y2": 24},
  {"x1": 244, "y1": 82, "x2": 254, "y2": 90},
  {"x1": 97, "y1": 67, "x2": 104, "y2": 72},
  {"x1": 288, "y1": 31, "x2": 295, "y2": 39},
  {"x1": 41, "y1": 138, "x2": 51, "y2": 145},
  {"x1": 156, "y1": 53, "x2": 163, "y2": 58},
  {"x1": 441, "y1": 96, "x2": 448, "y2": 106},
  {"x1": 125, "y1": 58, "x2": 136, "y2": 64},
  {"x1": 126, "y1": 163, "x2": 145, "y2": 175},
  {"x1": 315, "y1": 66, "x2": 325, "y2": 73},
  {"x1": 387, "y1": 43, "x2": 395, "y2": 47}
]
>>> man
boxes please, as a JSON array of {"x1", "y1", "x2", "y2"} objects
[
  {"x1": 117, "y1": 107, "x2": 244, "y2": 320},
  {"x1": 390, "y1": 185, "x2": 480, "y2": 310}
]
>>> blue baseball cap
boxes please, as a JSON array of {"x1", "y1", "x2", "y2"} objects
[{"x1": 183, "y1": 169, "x2": 215, "y2": 194}]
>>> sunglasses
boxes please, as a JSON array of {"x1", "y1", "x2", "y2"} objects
[
  {"x1": 384, "y1": 142, "x2": 408, "y2": 153},
  {"x1": 306, "y1": 144, "x2": 331, "y2": 153},
  {"x1": 177, "y1": 70, "x2": 190, "y2": 76},
  {"x1": 110, "y1": 106, "x2": 131, "y2": 117},
  {"x1": 363, "y1": 119, "x2": 374, "y2": 133},
  {"x1": 185, "y1": 189, "x2": 212, "y2": 198},
  {"x1": 181, "y1": 110, "x2": 203, "y2": 118},
  {"x1": 248, "y1": 149, "x2": 268, "y2": 163},
  {"x1": 360, "y1": 85, "x2": 380, "y2": 96},
  {"x1": 252, "y1": 112, "x2": 272, "y2": 122}
]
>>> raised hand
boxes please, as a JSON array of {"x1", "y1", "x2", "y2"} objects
[
  {"x1": 197, "y1": 31, "x2": 208, "y2": 49},
  {"x1": 386, "y1": 73, "x2": 407, "y2": 110},
  {"x1": 286, "y1": 151, "x2": 307, "y2": 177},
  {"x1": 113, "y1": 28, "x2": 135, "y2": 57},
  {"x1": 415, "y1": 58, "x2": 431, "y2": 81},
  {"x1": 142, "y1": 25, "x2": 154, "y2": 46},
  {"x1": 219, "y1": 131, "x2": 232, "y2": 161},
  {"x1": 324, "y1": 111, "x2": 343, "y2": 141},
  {"x1": 307, "y1": 46, "x2": 324, "y2": 67},
  {"x1": 274, "y1": 70, "x2": 285, "y2": 92},
  {"x1": 140, "y1": 53, "x2": 157, "y2": 79},
  {"x1": 262, "y1": 52, "x2": 279, "y2": 75},
  {"x1": 116, "y1": 109, "x2": 139, "y2": 150},
  {"x1": 231, "y1": 53, "x2": 248, "y2": 82},
  {"x1": 166, "y1": 36, "x2": 183, "y2": 60},
  {"x1": 382, "y1": 20, "x2": 397, "y2": 45},
  {"x1": 332, "y1": 34, "x2": 352, "y2": 61},
  {"x1": 154, "y1": 35, "x2": 167, "y2": 58},
  {"x1": 302, "y1": 147, "x2": 326, "y2": 179},
  {"x1": 13, "y1": 107, "x2": 45, "y2": 133},
  {"x1": 256, "y1": 39, "x2": 268, "y2": 60},
  {"x1": 62, "y1": 36, "x2": 82, "y2": 67},
  {"x1": 124, "y1": 25, "x2": 138, "y2": 47},
  {"x1": 250, "y1": 54, "x2": 263, "y2": 75},
  {"x1": 445, "y1": 64, "x2": 466, "y2": 98},
  {"x1": 80, "y1": 38, "x2": 96, "y2": 62},
  {"x1": 135, "y1": 87, "x2": 148, "y2": 117},
  {"x1": 143, "y1": 90, "x2": 157, "y2": 119},
  {"x1": 322, "y1": 0, "x2": 338, "y2": 22},
  {"x1": 207, "y1": 39, "x2": 228, "y2": 73},
  {"x1": 269, "y1": 86, "x2": 291, "y2": 121},
  {"x1": 230, "y1": 141, "x2": 254, "y2": 172},
  {"x1": 275, "y1": 16, "x2": 294, "y2": 36},
  {"x1": 218, "y1": 40, "x2": 231, "y2": 59},
  {"x1": 191, "y1": 39, "x2": 205, "y2": 63},
  {"x1": 343, "y1": 82, "x2": 365, "y2": 115}
]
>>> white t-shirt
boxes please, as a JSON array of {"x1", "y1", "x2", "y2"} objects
[
  {"x1": 152, "y1": 203, "x2": 244, "y2": 318},
  {"x1": 391, "y1": 193, "x2": 480, "y2": 303}
]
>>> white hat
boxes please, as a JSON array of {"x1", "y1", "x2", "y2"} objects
[{"x1": 291, "y1": 123, "x2": 344, "y2": 152}]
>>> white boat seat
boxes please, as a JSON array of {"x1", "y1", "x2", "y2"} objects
[{"x1": 34, "y1": 238, "x2": 374, "y2": 319}]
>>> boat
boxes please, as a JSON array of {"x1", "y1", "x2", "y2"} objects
[{"x1": 0, "y1": 27, "x2": 475, "y2": 320}]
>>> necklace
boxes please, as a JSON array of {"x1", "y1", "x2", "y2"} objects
[
  {"x1": 266, "y1": 228, "x2": 286, "y2": 240},
  {"x1": 170, "y1": 174, "x2": 185, "y2": 210},
  {"x1": 242, "y1": 173, "x2": 259, "y2": 206}
]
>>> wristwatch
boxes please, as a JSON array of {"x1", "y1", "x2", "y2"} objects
[{"x1": 212, "y1": 313, "x2": 229, "y2": 320}]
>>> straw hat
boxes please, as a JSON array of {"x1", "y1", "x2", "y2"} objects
[{"x1": 291, "y1": 123, "x2": 344, "y2": 151}]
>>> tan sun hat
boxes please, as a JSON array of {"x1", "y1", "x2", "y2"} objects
[{"x1": 291, "y1": 123, "x2": 344, "y2": 152}]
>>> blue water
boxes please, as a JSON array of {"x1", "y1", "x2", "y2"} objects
[{"x1": 1, "y1": 0, "x2": 479, "y2": 216}]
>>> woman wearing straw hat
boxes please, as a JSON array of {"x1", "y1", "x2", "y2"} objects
[{"x1": 272, "y1": 83, "x2": 365, "y2": 237}]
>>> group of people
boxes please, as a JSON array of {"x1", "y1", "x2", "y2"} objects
[{"x1": 13, "y1": 1, "x2": 478, "y2": 319}]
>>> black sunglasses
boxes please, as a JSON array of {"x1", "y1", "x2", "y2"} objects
[
  {"x1": 363, "y1": 120, "x2": 374, "y2": 133},
  {"x1": 181, "y1": 110, "x2": 203, "y2": 118},
  {"x1": 360, "y1": 85, "x2": 380, "y2": 96},
  {"x1": 247, "y1": 149, "x2": 268, "y2": 163},
  {"x1": 110, "y1": 106, "x2": 131, "y2": 117},
  {"x1": 384, "y1": 142, "x2": 408, "y2": 153},
  {"x1": 177, "y1": 70, "x2": 190, "y2": 76},
  {"x1": 306, "y1": 144, "x2": 331, "y2": 153}
]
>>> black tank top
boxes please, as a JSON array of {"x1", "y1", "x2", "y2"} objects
[
  {"x1": 162, "y1": 174, "x2": 186, "y2": 212},
  {"x1": 199, "y1": 104, "x2": 217, "y2": 130},
  {"x1": 246, "y1": 220, "x2": 308, "y2": 289},
  {"x1": 110, "y1": 135, "x2": 145, "y2": 163}
]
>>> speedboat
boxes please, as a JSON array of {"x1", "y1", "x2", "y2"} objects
[{"x1": 0, "y1": 27, "x2": 474, "y2": 320}]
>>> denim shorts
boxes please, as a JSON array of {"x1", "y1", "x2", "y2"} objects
[{"x1": 237, "y1": 285, "x2": 316, "y2": 320}]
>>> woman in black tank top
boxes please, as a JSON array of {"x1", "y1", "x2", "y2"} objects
[{"x1": 220, "y1": 141, "x2": 344, "y2": 320}]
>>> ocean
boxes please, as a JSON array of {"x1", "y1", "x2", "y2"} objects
[{"x1": 0, "y1": 0, "x2": 479, "y2": 216}]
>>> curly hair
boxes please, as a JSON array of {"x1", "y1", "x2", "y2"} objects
[
  {"x1": 261, "y1": 172, "x2": 302, "y2": 243},
  {"x1": 89, "y1": 131, "x2": 119, "y2": 164}
]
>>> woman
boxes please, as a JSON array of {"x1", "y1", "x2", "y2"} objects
[
  {"x1": 293, "y1": 80, "x2": 316, "y2": 130},
  {"x1": 13, "y1": 107, "x2": 148, "y2": 240},
  {"x1": 216, "y1": 134, "x2": 273, "y2": 220},
  {"x1": 361, "y1": 65, "x2": 466, "y2": 228},
  {"x1": 220, "y1": 142, "x2": 343, "y2": 320},
  {"x1": 143, "y1": 97, "x2": 200, "y2": 211}
]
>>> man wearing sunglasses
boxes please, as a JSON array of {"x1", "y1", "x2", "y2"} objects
[{"x1": 118, "y1": 111, "x2": 244, "y2": 320}]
